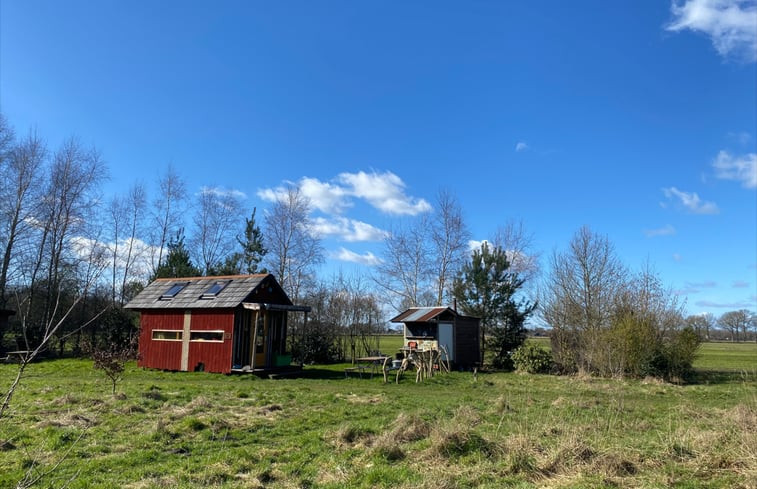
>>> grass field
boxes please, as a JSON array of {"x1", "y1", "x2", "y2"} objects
[{"x1": 0, "y1": 341, "x2": 755, "y2": 488}]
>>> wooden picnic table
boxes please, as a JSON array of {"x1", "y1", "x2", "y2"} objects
[
  {"x1": 3, "y1": 350, "x2": 30, "y2": 363},
  {"x1": 345, "y1": 356, "x2": 391, "y2": 379}
]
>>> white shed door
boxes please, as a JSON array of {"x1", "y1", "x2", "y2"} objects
[{"x1": 438, "y1": 322, "x2": 454, "y2": 362}]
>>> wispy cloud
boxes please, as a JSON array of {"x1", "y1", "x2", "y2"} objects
[
  {"x1": 662, "y1": 187, "x2": 719, "y2": 214},
  {"x1": 333, "y1": 247, "x2": 382, "y2": 266},
  {"x1": 687, "y1": 280, "x2": 718, "y2": 288},
  {"x1": 310, "y1": 217, "x2": 388, "y2": 242},
  {"x1": 515, "y1": 141, "x2": 529, "y2": 152},
  {"x1": 644, "y1": 224, "x2": 676, "y2": 237},
  {"x1": 712, "y1": 150, "x2": 757, "y2": 188},
  {"x1": 199, "y1": 186, "x2": 247, "y2": 199},
  {"x1": 732, "y1": 280, "x2": 750, "y2": 288},
  {"x1": 727, "y1": 131, "x2": 753, "y2": 144},
  {"x1": 673, "y1": 253, "x2": 682, "y2": 262},
  {"x1": 258, "y1": 171, "x2": 431, "y2": 217},
  {"x1": 674, "y1": 280, "x2": 718, "y2": 296},
  {"x1": 667, "y1": 0, "x2": 757, "y2": 62},
  {"x1": 695, "y1": 299, "x2": 757, "y2": 308}
]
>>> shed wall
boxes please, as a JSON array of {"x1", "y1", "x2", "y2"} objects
[
  {"x1": 138, "y1": 310, "x2": 184, "y2": 371},
  {"x1": 454, "y1": 316, "x2": 481, "y2": 366},
  {"x1": 186, "y1": 309, "x2": 234, "y2": 373}
]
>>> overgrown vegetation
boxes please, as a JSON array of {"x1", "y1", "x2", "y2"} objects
[
  {"x1": 543, "y1": 227, "x2": 703, "y2": 381},
  {"x1": 511, "y1": 342, "x2": 553, "y2": 374},
  {"x1": 0, "y1": 349, "x2": 754, "y2": 488}
]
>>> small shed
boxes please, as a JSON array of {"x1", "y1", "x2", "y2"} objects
[
  {"x1": 125, "y1": 274, "x2": 309, "y2": 374},
  {"x1": 390, "y1": 307, "x2": 480, "y2": 368}
]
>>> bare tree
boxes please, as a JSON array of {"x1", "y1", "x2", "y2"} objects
[
  {"x1": 718, "y1": 309, "x2": 752, "y2": 342},
  {"x1": 119, "y1": 183, "x2": 147, "y2": 304},
  {"x1": 374, "y1": 216, "x2": 434, "y2": 311},
  {"x1": 190, "y1": 187, "x2": 245, "y2": 275},
  {"x1": 685, "y1": 313, "x2": 715, "y2": 341},
  {"x1": 107, "y1": 195, "x2": 126, "y2": 304},
  {"x1": 263, "y1": 186, "x2": 323, "y2": 303},
  {"x1": 32, "y1": 138, "x2": 107, "y2": 348},
  {"x1": 491, "y1": 219, "x2": 541, "y2": 286},
  {"x1": 541, "y1": 226, "x2": 627, "y2": 372},
  {"x1": 149, "y1": 164, "x2": 186, "y2": 275},
  {"x1": 0, "y1": 130, "x2": 46, "y2": 310},
  {"x1": 430, "y1": 190, "x2": 470, "y2": 306},
  {"x1": 108, "y1": 183, "x2": 148, "y2": 305}
]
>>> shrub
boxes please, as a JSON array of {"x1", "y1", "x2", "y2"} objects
[{"x1": 511, "y1": 342, "x2": 553, "y2": 374}]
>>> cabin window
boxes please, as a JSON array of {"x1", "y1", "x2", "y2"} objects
[
  {"x1": 152, "y1": 330, "x2": 183, "y2": 341},
  {"x1": 200, "y1": 280, "x2": 230, "y2": 299},
  {"x1": 190, "y1": 330, "x2": 225, "y2": 342},
  {"x1": 159, "y1": 282, "x2": 189, "y2": 300}
]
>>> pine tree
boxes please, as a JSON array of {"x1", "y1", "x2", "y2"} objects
[
  {"x1": 152, "y1": 229, "x2": 201, "y2": 279},
  {"x1": 238, "y1": 208, "x2": 267, "y2": 274},
  {"x1": 452, "y1": 242, "x2": 536, "y2": 369}
]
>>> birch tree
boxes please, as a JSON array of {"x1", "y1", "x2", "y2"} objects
[
  {"x1": 150, "y1": 165, "x2": 186, "y2": 275},
  {"x1": 263, "y1": 186, "x2": 323, "y2": 303},
  {"x1": 430, "y1": 190, "x2": 470, "y2": 306}
]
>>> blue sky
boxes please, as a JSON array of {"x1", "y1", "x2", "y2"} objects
[{"x1": 1, "y1": 1, "x2": 755, "y2": 316}]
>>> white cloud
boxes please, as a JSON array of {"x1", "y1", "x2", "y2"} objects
[
  {"x1": 310, "y1": 217, "x2": 388, "y2": 242},
  {"x1": 667, "y1": 0, "x2": 757, "y2": 62},
  {"x1": 468, "y1": 239, "x2": 488, "y2": 251},
  {"x1": 258, "y1": 171, "x2": 431, "y2": 216},
  {"x1": 672, "y1": 253, "x2": 682, "y2": 261},
  {"x1": 337, "y1": 171, "x2": 432, "y2": 216},
  {"x1": 732, "y1": 280, "x2": 750, "y2": 287},
  {"x1": 712, "y1": 150, "x2": 757, "y2": 188},
  {"x1": 662, "y1": 187, "x2": 720, "y2": 214},
  {"x1": 515, "y1": 141, "x2": 529, "y2": 152},
  {"x1": 644, "y1": 224, "x2": 677, "y2": 237},
  {"x1": 333, "y1": 247, "x2": 382, "y2": 266},
  {"x1": 299, "y1": 177, "x2": 350, "y2": 214}
]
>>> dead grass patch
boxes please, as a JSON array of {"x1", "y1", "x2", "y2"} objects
[
  {"x1": 52, "y1": 393, "x2": 80, "y2": 406},
  {"x1": 335, "y1": 393, "x2": 384, "y2": 405},
  {"x1": 259, "y1": 404, "x2": 283, "y2": 416}
]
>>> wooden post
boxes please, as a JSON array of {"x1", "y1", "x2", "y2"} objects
[{"x1": 250, "y1": 310, "x2": 260, "y2": 371}]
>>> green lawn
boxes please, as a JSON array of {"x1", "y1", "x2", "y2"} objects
[
  {"x1": 527, "y1": 337, "x2": 757, "y2": 372},
  {"x1": 693, "y1": 341, "x2": 757, "y2": 371},
  {"x1": 1, "y1": 348, "x2": 755, "y2": 489}
]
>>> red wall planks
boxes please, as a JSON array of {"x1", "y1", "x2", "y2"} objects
[
  {"x1": 138, "y1": 310, "x2": 184, "y2": 371},
  {"x1": 186, "y1": 309, "x2": 234, "y2": 374}
]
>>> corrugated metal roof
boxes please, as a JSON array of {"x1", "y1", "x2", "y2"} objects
[
  {"x1": 389, "y1": 307, "x2": 455, "y2": 323},
  {"x1": 125, "y1": 274, "x2": 286, "y2": 310}
]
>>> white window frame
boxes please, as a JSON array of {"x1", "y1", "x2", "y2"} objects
[
  {"x1": 189, "y1": 330, "x2": 225, "y2": 343},
  {"x1": 152, "y1": 329, "x2": 183, "y2": 341}
]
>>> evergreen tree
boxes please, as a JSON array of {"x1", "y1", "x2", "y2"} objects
[
  {"x1": 152, "y1": 229, "x2": 201, "y2": 279},
  {"x1": 238, "y1": 208, "x2": 267, "y2": 274},
  {"x1": 452, "y1": 242, "x2": 536, "y2": 369}
]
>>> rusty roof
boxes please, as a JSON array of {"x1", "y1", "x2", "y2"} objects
[
  {"x1": 124, "y1": 274, "x2": 292, "y2": 310},
  {"x1": 389, "y1": 307, "x2": 457, "y2": 323}
]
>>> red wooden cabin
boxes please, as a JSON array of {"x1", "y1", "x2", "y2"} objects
[{"x1": 125, "y1": 274, "x2": 309, "y2": 374}]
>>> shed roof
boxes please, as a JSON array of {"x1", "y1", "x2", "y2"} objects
[
  {"x1": 125, "y1": 274, "x2": 292, "y2": 310},
  {"x1": 390, "y1": 307, "x2": 457, "y2": 323}
]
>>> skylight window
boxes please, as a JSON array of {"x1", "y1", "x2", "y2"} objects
[
  {"x1": 159, "y1": 282, "x2": 188, "y2": 300},
  {"x1": 201, "y1": 280, "x2": 230, "y2": 299}
]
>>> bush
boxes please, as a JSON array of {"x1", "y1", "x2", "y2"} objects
[{"x1": 511, "y1": 342, "x2": 553, "y2": 374}]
